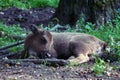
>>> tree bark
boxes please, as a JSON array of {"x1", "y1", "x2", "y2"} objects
[{"x1": 52, "y1": 0, "x2": 120, "y2": 28}]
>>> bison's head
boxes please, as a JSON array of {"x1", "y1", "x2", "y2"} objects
[{"x1": 24, "y1": 24, "x2": 54, "y2": 59}]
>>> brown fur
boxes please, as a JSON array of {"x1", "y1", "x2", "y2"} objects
[{"x1": 24, "y1": 25, "x2": 107, "y2": 65}]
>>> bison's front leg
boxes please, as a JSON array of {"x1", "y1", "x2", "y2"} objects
[
  {"x1": 69, "y1": 54, "x2": 89, "y2": 65},
  {"x1": 69, "y1": 41, "x2": 90, "y2": 65}
]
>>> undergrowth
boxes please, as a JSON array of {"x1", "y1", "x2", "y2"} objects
[
  {"x1": 0, "y1": 0, "x2": 59, "y2": 9},
  {"x1": 91, "y1": 55, "x2": 110, "y2": 76},
  {"x1": 0, "y1": 23, "x2": 26, "y2": 52}
]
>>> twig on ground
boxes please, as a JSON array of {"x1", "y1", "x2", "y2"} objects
[
  {"x1": 0, "y1": 40, "x2": 24, "y2": 50},
  {"x1": 1, "y1": 59, "x2": 70, "y2": 66},
  {"x1": 0, "y1": 51, "x2": 24, "y2": 59}
]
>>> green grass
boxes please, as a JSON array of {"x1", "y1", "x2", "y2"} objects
[
  {"x1": 0, "y1": 0, "x2": 27, "y2": 9},
  {"x1": 0, "y1": 23, "x2": 26, "y2": 52},
  {"x1": 0, "y1": 0, "x2": 59, "y2": 9},
  {"x1": 29, "y1": 0, "x2": 59, "y2": 8},
  {"x1": 91, "y1": 56, "x2": 110, "y2": 76}
]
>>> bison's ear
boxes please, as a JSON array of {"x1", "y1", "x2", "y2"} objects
[{"x1": 30, "y1": 24, "x2": 39, "y2": 34}]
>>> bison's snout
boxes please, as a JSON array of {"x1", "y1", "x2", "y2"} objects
[{"x1": 37, "y1": 51, "x2": 52, "y2": 59}]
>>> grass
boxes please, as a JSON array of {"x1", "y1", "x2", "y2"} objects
[
  {"x1": 91, "y1": 56, "x2": 110, "y2": 76},
  {"x1": 0, "y1": 23, "x2": 26, "y2": 52},
  {"x1": 0, "y1": 0, "x2": 59, "y2": 9},
  {"x1": 29, "y1": 0, "x2": 59, "y2": 8},
  {"x1": 0, "y1": 0, "x2": 27, "y2": 9}
]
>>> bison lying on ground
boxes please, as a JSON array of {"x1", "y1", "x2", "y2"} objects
[{"x1": 23, "y1": 25, "x2": 107, "y2": 65}]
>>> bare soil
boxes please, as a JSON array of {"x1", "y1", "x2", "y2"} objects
[
  {"x1": 0, "y1": 7, "x2": 55, "y2": 29},
  {"x1": 0, "y1": 7, "x2": 120, "y2": 80},
  {"x1": 0, "y1": 61, "x2": 120, "y2": 80}
]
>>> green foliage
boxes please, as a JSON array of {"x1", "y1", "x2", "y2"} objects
[
  {"x1": 47, "y1": 0, "x2": 59, "y2": 8},
  {"x1": 0, "y1": 23, "x2": 26, "y2": 52},
  {"x1": 0, "y1": 0, "x2": 27, "y2": 9},
  {"x1": 0, "y1": 0, "x2": 59, "y2": 9},
  {"x1": 28, "y1": 0, "x2": 48, "y2": 8},
  {"x1": 0, "y1": 24, "x2": 26, "y2": 37},
  {"x1": 91, "y1": 55, "x2": 109, "y2": 76},
  {"x1": 29, "y1": 0, "x2": 59, "y2": 8}
]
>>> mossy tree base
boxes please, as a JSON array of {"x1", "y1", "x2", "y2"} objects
[{"x1": 52, "y1": 0, "x2": 120, "y2": 28}]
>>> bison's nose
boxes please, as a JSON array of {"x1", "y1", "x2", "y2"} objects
[
  {"x1": 46, "y1": 52, "x2": 51, "y2": 57},
  {"x1": 38, "y1": 51, "x2": 52, "y2": 59}
]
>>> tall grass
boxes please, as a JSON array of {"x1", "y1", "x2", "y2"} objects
[{"x1": 0, "y1": 0, "x2": 59, "y2": 9}]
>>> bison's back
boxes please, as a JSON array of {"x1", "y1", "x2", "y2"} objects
[{"x1": 51, "y1": 32, "x2": 106, "y2": 59}]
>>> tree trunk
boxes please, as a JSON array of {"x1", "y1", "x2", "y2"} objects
[{"x1": 52, "y1": 0, "x2": 120, "y2": 28}]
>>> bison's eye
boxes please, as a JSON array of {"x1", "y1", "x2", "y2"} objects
[{"x1": 40, "y1": 37, "x2": 47, "y2": 44}]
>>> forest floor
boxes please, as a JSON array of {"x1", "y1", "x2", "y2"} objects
[
  {"x1": 0, "y1": 60, "x2": 120, "y2": 80},
  {"x1": 0, "y1": 7, "x2": 55, "y2": 29},
  {"x1": 0, "y1": 7, "x2": 120, "y2": 80}
]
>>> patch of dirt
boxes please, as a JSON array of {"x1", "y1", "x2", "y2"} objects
[
  {"x1": 0, "y1": 7, "x2": 55, "y2": 29},
  {"x1": 0, "y1": 61, "x2": 120, "y2": 80}
]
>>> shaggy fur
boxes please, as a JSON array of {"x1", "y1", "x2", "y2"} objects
[{"x1": 24, "y1": 25, "x2": 107, "y2": 65}]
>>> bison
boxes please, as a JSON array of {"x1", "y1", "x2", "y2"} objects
[{"x1": 23, "y1": 25, "x2": 107, "y2": 65}]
